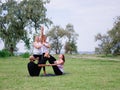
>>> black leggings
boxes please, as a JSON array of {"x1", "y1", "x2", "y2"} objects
[
  {"x1": 28, "y1": 55, "x2": 46, "y2": 76},
  {"x1": 33, "y1": 55, "x2": 46, "y2": 72},
  {"x1": 48, "y1": 56, "x2": 63, "y2": 75},
  {"x1": 39, "y1": 54, "x2": 63, "y2": 75},
  {"x1": 28, "y1": 54, "x2": 63, "y2": 76},
  {"x1": 27, "y1": 62, "x2": 40, "y2": 76}
]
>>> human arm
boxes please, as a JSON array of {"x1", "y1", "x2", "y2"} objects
[
  {"x1": 38, "y1": 59, "x2": 64, "y2": 67},
  {"x1": 40, "y1": 26, "x2": 44, "y2": 41},
  {"x1": 38, "y1": 64, "x2": 50, "y2": 67},
  {"x1": 33, "y1": 42, "x2": 42, "y2": 49},
  {"x1": 38, "y1": 64, "x2": 57, "y2": 67},
  {"x1": 46, "y1": 60, "x2": 64, "y2": 66},
  {"x1": 42, "y1": 42, "x2": 51, "y2": 48}
]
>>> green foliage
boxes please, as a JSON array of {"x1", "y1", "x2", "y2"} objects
[
  {"x1": 95, "y1": 16, "x2": 120, "y2": 56},
  {"x1": 47, "y1": 25, "x2": 66, "y2": 54},
  {"x1": 65, "y1": 23, "x2": 78, "y2": 42},
  {"x1": 47, "y1": 24, "x2": 79, "y2": 54},
  {"x1": 20, "y1": 52, "x2": 30, "y2": 58},
  {"x1": 65, "y1": 40, "x2": 77, "y2": 54},
  {"x1": 95, "y1": 33, "x2": 111, "y2": 55},
  {"x1": 64, "y1": 24, "x2": 79, "y2": 54},
  {"x1": 0, "y1": 0, "x2": 52, "y2": 54},
  {"x1": 0, "y1": 49, "x2": 11, "y2": 57}
]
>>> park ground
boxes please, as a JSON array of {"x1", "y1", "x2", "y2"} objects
[{"x1": 0, "y1": 54, "x2": 120, "y2": 90}]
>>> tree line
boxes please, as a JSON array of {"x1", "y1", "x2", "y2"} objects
[
  {"x1": 95, "y1": 16, "x2": 120, "y2": 56},
  {"x1": 0, "y1": 0, "x2": 78, "y2": 55}
]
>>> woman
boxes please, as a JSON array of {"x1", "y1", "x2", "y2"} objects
[
  {"x1": 38, "y1": 26, "x2": 50, "y2": 64},
  {"x1": 29, "y1": 36, "x2": 42, "y2": 62},
  {"x1": 28, "y1": 36, "x2": 46, "y2": 76},
  {"x1": 39, "y1": 54, "x2": 65, "y2": 75},
  {"x1": 40, "y1": 26, "x2": 50, "y2": 55},
  {"x1": 38, "y1": 26, "x2": 66, "y2": 75}
]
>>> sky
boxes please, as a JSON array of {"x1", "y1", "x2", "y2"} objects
[
  {"x1": 45, "y1": 0, "x2": 120, "y2": 51},
  {"x1": 0, "y1": 0, "x2": 120, "y2": 52}
]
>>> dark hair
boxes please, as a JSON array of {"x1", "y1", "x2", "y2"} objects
[{"x1": 62, "y1": 54, "x2": 65, "y2": 62}]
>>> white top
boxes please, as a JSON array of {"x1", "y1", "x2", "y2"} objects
[
  {"x1": 33, "y1": 42, "x2": 42, "y2": 55},
  {"x1": 54, "y1": 60, "x2": 64, "y2": 73},
  {"x1": 57, "y1": 64, "x2": 64, "y2": 73},
  {"x1": 41, "y1": 42, "x2": 49, "y2": 53}
]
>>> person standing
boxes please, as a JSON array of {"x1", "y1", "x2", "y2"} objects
[
  {"x1": 37, "y1": 26, "x2": 50, "y2": 74},
  {"x1": 38, "y1": 26, "x2": 65, "y2": 75}
]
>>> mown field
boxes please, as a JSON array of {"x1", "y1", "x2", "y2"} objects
[{"x1": 0, "y1": 54, "x2": 120, "y2": 90}]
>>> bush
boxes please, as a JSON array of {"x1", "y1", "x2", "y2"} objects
[
  {"x1": 0, "y1": 49, "x2": 11, "y2": 58},
  {"x1": 21, "y1": 52, "x2": 30, "y2": 58}
]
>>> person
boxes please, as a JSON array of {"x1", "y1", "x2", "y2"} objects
[
  {"x1": 37, "y1": 26, "x2": 51, "y2": 75},
  {"x1": 28, "y1": 35, "x2": 46, "y2": 76},
  {"x1": 38, "y1": 54, "x2": 65, "y2": 75},
  {"x1": 38, "y1": 26, "x2": 66, "y2": 75},
  {"x1": 29, "y1": 36, "x2": 42, "y2": 62},
  {"x1": 40, "y1": 26, "x2": 50, "y2": 55},
  {"x1": 50, "y1": 54, "x2": 65, "y2": 75}
]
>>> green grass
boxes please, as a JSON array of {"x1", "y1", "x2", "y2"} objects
[{"x1": 0, "y1": 55, "x2": 120, "y2": 90}]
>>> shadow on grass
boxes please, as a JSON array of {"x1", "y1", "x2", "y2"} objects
[
  {"x1": 26, "y1": 72, "x2": 71, "y2": 77},
  {"x1": 40, "y1": 72, "x2": 70, "y2": 77}
]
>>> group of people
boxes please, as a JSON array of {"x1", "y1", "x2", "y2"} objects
[{"x1": 27, "y1": 26, "x2": 65, "y2": 76}]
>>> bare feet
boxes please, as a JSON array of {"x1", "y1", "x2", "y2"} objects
[
  {"x1": 44, "y1": 52, "x2": 50, "y2": 58},
  {"x1": 44, "y1": 71, "x2": 47, "y2": 76},
  {"x1": 29, "y1": 56, "x2": 35, "y2": 62}
]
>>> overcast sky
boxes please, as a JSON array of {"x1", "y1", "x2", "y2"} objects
[
  {"x1": 45, "y1": 0, "x2": 120, "y2": 51},
  {"x1": 0, "y1": 0, "x2": 120, "y2": 52}
]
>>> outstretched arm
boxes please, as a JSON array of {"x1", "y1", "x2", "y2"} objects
[
  {"x1": 40, "y1": 26, "x2": 44, "y2": 42},
  {"x1": 38, "y1": 64, "x2": 57, "y2": 67},
  {"x1": 38, "y1": 64, "x2": 50, "y2": 67},
  {"x1": 38, "y1": 60, "x2": 64, "y2": 67}
]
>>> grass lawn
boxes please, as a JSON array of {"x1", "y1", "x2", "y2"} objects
[{"x1": 0, "y1": 55, "x2": 120, "y2": 90}]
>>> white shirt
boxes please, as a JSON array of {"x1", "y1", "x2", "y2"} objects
[
  {"x1": 57, "y1": 64, "x2": 64, "y2": 73},
  {"x1": 54, "y1": 60, "x2": 64, "y2": 73},
  {"x1": 41, "y1": 42, "x2": 49, "y2": 53},
  {"x1": 33, "y1": 42, "x2": 42, "y2": 55}
]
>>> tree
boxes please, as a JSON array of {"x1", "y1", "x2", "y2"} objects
[
  {"x1": 95, "y1": 16, "x2": 120, "y2": 55},
  {"x1": 46, "y1": 25, "x2": 66, "y2": 54},
  {"x1": 0, "y1": 0, "x2": 52, "y2": 55},
  {"x1": 108, "y1": 16, "x2": 120, "y2": 55},
  {"x1": 64, "y1": 24, "x2": 78, "y2": 54},
  {"x1": 64, "y1": 40, "x2": 77, "y2": 54},
  {"x1": 19, "y1": 0, "x2": 52, "y2": 32},
  {"x1": 95, "y1": 33, "x2": 112, "y2": 55},
  {"x1": 0, "y1": 0, "x2": 24, "y2": 55}
]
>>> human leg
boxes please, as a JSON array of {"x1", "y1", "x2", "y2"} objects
[
  {"x1": 38, "y1": 53, "x2": 47, "y2": 64},
  {"x1": 48, "y1": 55, "x2": 63, "y2": 75},
  {"x1": 29, "y1": 55, "x2": 40, "y2": 62},
  {"x1": 38, "y1": 54, "x2": 47, "y2": 75},
  {"x1": 27, "y1": 62, "x2": 41, "y2": 76},
  {"x1": 42, "y1": 66, "x2": 46, "y2": 75},
  {"x1": 52, "y1": 66, "x2": 63, "y2": 75}
]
